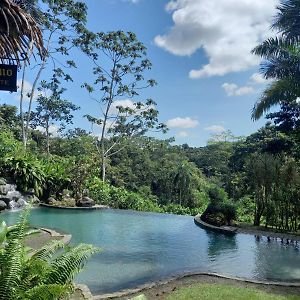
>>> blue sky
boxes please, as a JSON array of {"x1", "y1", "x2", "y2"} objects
[{"x1": 0, "y1": 0, "x2": 280, "y2": 146}]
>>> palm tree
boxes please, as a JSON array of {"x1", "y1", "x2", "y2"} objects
[
  {"x1": 273, "y1": 0, "x2": 300, "y2": 40},
  {"x1": 251, "y1": 0, "x2": 300, "y2": 120},
  {"x1": 0, "y1": 0, "x2": 44, "y2": 65}
]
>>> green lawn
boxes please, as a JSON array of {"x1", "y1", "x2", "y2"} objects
[{"x1": 161, "y1": 284, "x2": 300, "y2": 300}]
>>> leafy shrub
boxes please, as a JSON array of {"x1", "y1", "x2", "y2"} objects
[
  {"x1": 43, "y1": 157, "x2": 71, "y2": 199},
  {"x1": 52, "y1": 199, "x2": 76, "y2": 207},
  {"x1": 163, "y1": 204, "x2": 191, "y2": 215},
  {"x1": 1, "y1": 155, "x2": 45, "y2": 196},
  {"x1": 208, "y1": 186, "x2": 228, "y2": 205},
  {"x1": 86, "y1": 177, "x2": 111, "y2": 204},
  {"x1": 0, "y1": 130, "x2": 22, "y2": 158},
  {"x1": 202, "y1": 202, "x2": 237, "y2": 226}
]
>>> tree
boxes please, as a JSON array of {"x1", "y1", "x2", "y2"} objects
[
  {"x1": 19, "y1": 0, "x2": 89, "y2": 149},
  {"x1": 0, "y1": 104, "x2": 20, "y2": 132},
  {"x1": 83, "y1": 31, "x2": 167, "y2": 182},
  {"x1": 247, "y1": 153, "x2": 281, "y2": 226},
  {"x1": 30, "y1": 73, "x2": 80, "y2": 155},
  {"x1": 251, "y1": 0, "x2": 300, "y2": 120}
]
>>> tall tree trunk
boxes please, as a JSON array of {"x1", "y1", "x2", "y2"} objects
[
  {"x1": 99, "y1": 60, "x2": 117, "y2": 182},
  {"x1": 46, "y1": 119, "x2": 50, "y2": 156},
  {"x1": 20, "y1": 62, "x2": 27, "y2": 149},
  {"x1": 23, "y1": 33, "x2": 53, "y2": 148},
  {"x1": 101, "y1": 154, "x2": 106, "y2": 183}
]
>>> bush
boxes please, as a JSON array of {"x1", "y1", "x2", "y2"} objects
[
  {"x1": 0, "y1": 130, "x2": 22, "y2": 158},
  {"x1": 85, "y1": 177, "x2": 111, "y2": 204},
  {"x1": 208, "y1": 186, "x2": 228, "y2": 205},
  {"x1": 43, "y1": 157, "x2": 72, "y2": 199},
  {"x1": 163, "y1": 204, "x2": 191, "y2": 215},
  {"x1": 201, "y1": 202, "x2": 237, "y2": 226},
  {"x1": 1, "y1": 155, "x2": 45, "y2": 196}
]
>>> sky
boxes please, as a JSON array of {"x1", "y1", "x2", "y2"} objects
[{"x1": 0, "y1": 0, "x2": 280, "y2": 146}]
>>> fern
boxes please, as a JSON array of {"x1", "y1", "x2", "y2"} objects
[
  {"x1": 24, "y1": 284, "x2": 72, "y2": 300},
  {"x1": 45, "y1": 244, "x2": 99, "y2": 285},
  {"x1": 0, "y1": 208, "x2": 100, "y2": 300},
  {"x1": 0, "y1": 208, "x2": 29, "y2": 300}
]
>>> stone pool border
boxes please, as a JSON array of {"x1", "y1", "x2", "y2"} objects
[
  {"x1": 38, "y1": 227, "x2": 72, "y2": 245},
  {"x1": 194, "y1": 214, "x2": 300, "y2": 242},
  {"x1": 74, "y1": 272, "x2": 300, "y2": 300},
  {"x1": 40, "y1": 203, "x2": 110, "y2": 210}
]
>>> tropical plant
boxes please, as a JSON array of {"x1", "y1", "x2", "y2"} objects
[
  {"x1": 251, "y1": 0, "x2": 300, "y2": 120},
  {"x1": 0, "y1": 0, "x2": 44, "y2": 65},
  {"x1": 1, "y1": 155, "x2": 45, "y2": 196},
  {"x1": 0, "y1": 208, "x2": 99, "y2": 300}
]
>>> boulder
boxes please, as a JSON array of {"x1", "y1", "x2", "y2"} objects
[
  {"x1": 0, "y1": 178, "x2": 6, "y2": 186},
  {"x1": 48, "y1": 197, "x2": 57, "y2": 205},
  {"x1": 0, "y1": 185, "x2": 8, "y2": 195},
  {"x1": 16, "y1": 198, "x2": 28, "y2": 207},
  {"x1": 0, "y1": 196, "x2": 11, "y2": 206},
  {"x1": 0, "y1": 200, "x2": 7, "y2": 211},
  {"x1": 26, "y1": 195, "x2": 40, "y2": 204},
  {"x1": 76, "y1": 196, "x2": 95, "y2": 208},
  {"x1": 8, "y1": 201, "x2": 17, "y2": 209}
]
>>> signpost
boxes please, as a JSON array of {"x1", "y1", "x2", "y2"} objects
[{"x1": 0, "y1": 64, "x2": 17, "y2": 92}]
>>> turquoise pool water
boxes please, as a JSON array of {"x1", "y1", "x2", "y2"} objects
[{"x1": 1, "y1": 207, "x2": 300, "y2": 294}]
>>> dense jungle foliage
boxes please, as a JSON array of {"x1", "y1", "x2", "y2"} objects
[
  {"x1": 1, "y1": 102, "x2": 300, "y2": 232},
  {"x1": 0, "y1": 0, "x2": 300, "y2": 234}
]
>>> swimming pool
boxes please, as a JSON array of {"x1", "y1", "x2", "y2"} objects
[{"x1": 1, "y1": 207, "x2": 299, "y2": 294}]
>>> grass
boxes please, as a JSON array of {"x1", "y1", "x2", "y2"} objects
[{"x1": 161, "y1": 284, "x2": 300, "y2": 300}]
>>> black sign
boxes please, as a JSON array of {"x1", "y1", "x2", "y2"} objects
[{"x1": 0, "y1": 64, "x2": 17, "y2": 92}]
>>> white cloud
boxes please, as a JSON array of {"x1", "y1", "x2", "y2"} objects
[
  {"x1": 222, "y1": 83, "x2": 255, "y2": 97},
  {"x1": 109, "y1": 99, "x2": 155, "y2": 116},
  {"x1": 166, "y1": 117, "x2": 199, "y2": 129},
  {"x1": 155, "y1": 0, "x2": 278, "y2": 78},
  {"x1": 204, "y1": 125, "x2": 226, "y2": 133},
  {"x1": 123, "y1": 0, "x2": 140, "y2": 3},
  {"x1": 177, "y1": 130, "x2": 189, "y2": 138},
  {"x1": 15, "y1": 80, "x2": 42, "y2": 102},
  {"x1": 249, "y1": 72, "x2": 270, "y2": 85}
]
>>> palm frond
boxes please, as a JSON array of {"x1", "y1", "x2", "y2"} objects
[
  {"x1": 0, "y1": 0, "x2": 45, "y2": 65},
  {"x1": 252, "y1": 78, "x2": 300, "y2": 120},
  {"x1": 252, "y1": 36, "x2": 299, "y2": 58},
  {"x1": 273, "y1": 0, "x2": 300, "y2": 40}
]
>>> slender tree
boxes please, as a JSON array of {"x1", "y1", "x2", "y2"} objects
[
  {"x1": 30, "y1": 72, "x2": 79, "y2": 155},
  {"x1": 19, "y1": 0, "x2": 88, "y2": 149},
  {"x1": 83, "y1": 31, "x2": 167, "y2": 182}
]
